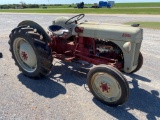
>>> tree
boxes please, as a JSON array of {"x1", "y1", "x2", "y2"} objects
[{"x1": 20, "y1": 1, "x2": 27, "y2": 8}]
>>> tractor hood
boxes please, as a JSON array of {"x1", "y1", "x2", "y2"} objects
[{"x1": 73, "y1": 22, "x2": 143, "y2": 43}]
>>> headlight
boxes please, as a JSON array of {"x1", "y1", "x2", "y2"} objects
[{"x1": 123, "y1": 42, "x2": 131, "y2": 52}]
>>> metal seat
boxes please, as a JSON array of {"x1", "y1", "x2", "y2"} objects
[{"x1": 48, "y1": 25, "x2": 69, "y2": 36}]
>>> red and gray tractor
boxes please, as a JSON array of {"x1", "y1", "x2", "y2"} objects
[{"x1": 9, "y1": 14, "x2": 143, "y2": 106}]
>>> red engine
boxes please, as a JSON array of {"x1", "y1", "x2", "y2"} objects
[{"x1": 48, "y1": 30, "x2": 123, "y2": 69}]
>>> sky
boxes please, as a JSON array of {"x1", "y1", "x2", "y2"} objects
[{"x1": 0, "y1": 0, "x2": 160, "y2": 4}]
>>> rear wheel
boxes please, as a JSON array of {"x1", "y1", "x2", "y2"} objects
[
  {"x1": 9, "y1": 26, "x2": 53, "y2": 78},
  {"x1": 87, "y1": 65, "x2": 129, "y2": 106}
]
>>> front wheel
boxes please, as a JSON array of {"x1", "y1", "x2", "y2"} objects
[{"x1": 87, "y1": 65, "x2": 129, "y2": 106}]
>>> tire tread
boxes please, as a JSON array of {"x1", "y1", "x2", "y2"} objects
[{"x1": 9, "y1": 26, "x2": 53, "y2": 78}]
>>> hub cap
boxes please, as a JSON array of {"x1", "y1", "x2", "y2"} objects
[
  {"x1": 91, "y1": 72, "x2": 122, "y2": 102},
  {"x1": 13, "y1": 37, "x2": 37, "y2": 73}
]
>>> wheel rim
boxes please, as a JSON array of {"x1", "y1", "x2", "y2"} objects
[
  {"x1": 13, "y1": 37, "x2": 37, "y2": 73},
  {"x1": 91, "y1": 72, "x2": 122, "y2": 102}
]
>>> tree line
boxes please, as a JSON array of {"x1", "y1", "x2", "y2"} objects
[{"x1": 0, "y1": 4, "x2": 39, "y2": 9}]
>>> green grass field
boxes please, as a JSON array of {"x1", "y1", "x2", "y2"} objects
[
  {"x1": 0, "y1": 8, "x2": 160, "y2": 14},
  {"x1": 125, "y1": 22, "x2": 160, "y2": 29},
  {"x1": 38, "y1": 2, "x2": 160, "y2": 8},
  {"x1": 114, "y1": 2, "x2": 160, "y2": 7},
  {"x1": 0, "y1": 3, "x2": 160, "y2": 14}
]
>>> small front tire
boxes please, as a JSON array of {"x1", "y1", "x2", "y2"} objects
[{"x1": 87, "y1": 65, "x2": 129, "y2": 106}]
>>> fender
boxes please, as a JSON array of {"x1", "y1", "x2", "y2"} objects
[
  {"x1": 18, "y1": 20, "x2": 51, "y2": 42},
  {"x1": 110, "y1": 41, "x2": 139, "y2": 73}
]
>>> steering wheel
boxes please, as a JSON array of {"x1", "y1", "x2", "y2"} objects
[{"x1": 65, "y1": 14, "x2": 85, "y2": 25}]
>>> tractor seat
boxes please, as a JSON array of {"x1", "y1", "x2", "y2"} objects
[{"x1": 48, "y1": 25, "x2": 69, "y2": 36}]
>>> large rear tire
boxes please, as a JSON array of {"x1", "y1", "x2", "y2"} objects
[
  {"x1": 87, "y1": 65, "x2": 129, "y2": 106},
  {"x1": 9, "y1": 26, "x2": 53, "y2": 78}
]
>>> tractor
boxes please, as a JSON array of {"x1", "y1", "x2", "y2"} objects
[{"x1": 9, "y1": 14, "x2": 143, "y2": 106}]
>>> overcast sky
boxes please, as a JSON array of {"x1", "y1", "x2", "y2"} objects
[{"x1": 0, "y1": 0, "x2": 159, "y2": 4}]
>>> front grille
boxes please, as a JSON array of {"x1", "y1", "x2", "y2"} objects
[{"x1": 133, "y1": 43, "x2": 141, "y2": 66}]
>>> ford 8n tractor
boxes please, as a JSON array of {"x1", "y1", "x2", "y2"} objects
[{"x1": 9, "y1": 14, "x2": 143, "y2": 106}]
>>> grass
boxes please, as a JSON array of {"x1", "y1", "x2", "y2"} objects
[
  {"x1": 0, "y1": 8, "x2": 160, "y2": 14},
  {"x1": 125, "y1": 22, "x2": 160, "y2": 29},
  {"x1": 0, "y1": 2, "x2": 160, "y2": 14},
  {"x1": 38, "y1": 2, "x2": 160, "y2": 8},
  {"x1": 115, "y1": 2, "x2": 160, "y2": 7}
]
